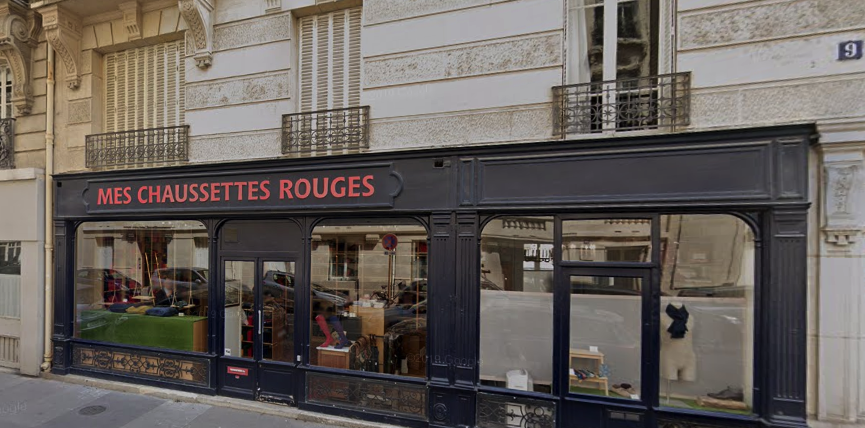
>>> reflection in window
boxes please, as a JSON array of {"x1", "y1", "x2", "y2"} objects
[
  {"x1": 0, "y1": 241, "x2": 21, "y2": 319},
  {"x1": 74, "y1": 221, "x2": 209, "y2": 353},
  {"x1": 569, "y1": 275, "x2": 641, "y2": 400},
  {"x1": 659, "y1": 215, "x2": 754, "y2": 414},
  {"x1": 562, "y1": 219, "x2": 651, "y2": 263},
  {"x1": 310, "y1": 220, "x2": 428, "y2": 382},
  {"x1": 480, "y1": 216, "x2": 554, "y2": 393}
]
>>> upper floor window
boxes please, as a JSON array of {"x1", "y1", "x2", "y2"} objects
[
  {"x1": 105, "y1": 40, "x2": 186, "y2": 132},
  {"x1": 0, "y1": 65, "x2": 12, "y2": 119},
  {"x1": 298, "y1": 7, "x2": 362, "y2": 113}
]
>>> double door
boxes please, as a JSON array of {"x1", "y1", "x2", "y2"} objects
[{"x1": 219, "y1": 258, "x2": 298, "y2": 402}]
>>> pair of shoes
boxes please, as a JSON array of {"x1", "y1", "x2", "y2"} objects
[
  {"x1": 707, "y1": 386, "x2": 744, "y2": 401},
  {"x1": 612, "y1": 383, "x2": 637, "y2": 398}
]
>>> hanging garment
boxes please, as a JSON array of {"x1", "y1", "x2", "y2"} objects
[{"x1": 665, "y1": 304, "x2": 690, "y2": 339}]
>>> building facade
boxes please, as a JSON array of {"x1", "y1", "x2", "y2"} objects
[{"x1": 0, "y1": 0, "x2": 859, "y2": 427}]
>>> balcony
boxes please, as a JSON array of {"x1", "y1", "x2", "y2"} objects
[
  {"x1": 85, "y1": 125, "x2": 189, "y2": 169},
  {"x1": 282, "y1": 106, "x2": 370, "y2": 157},
  {"x1": 553, "y1": 72, "x2": 691, "y2": 137},
  {"x1": 0, "y1": 118, "x2": 14, "y2": 170}
]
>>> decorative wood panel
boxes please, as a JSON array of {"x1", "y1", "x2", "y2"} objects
[{"x1": 71, "y1": 343, "x2": 209, "y2": 386}]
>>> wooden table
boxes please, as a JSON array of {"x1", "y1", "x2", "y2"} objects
[{"x1": 317, "y1": 346, "x2": 350, "y2": 369}]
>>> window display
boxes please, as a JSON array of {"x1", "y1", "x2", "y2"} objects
[
  {"x1": 479, "y1": 216, "x2": 554, "y2": 393},
  {"x1": 0, "y1": 241, "x2": 21, "y2": 319},
  {"x1": 658, "y1": 214, "x2": 754, "y2": 414},
  {"x1": 569, "y1": 275, "x2": 642, "y2": 400},
  {"x1": 74, "y1": 221, "x2": 209, "y2": 352},
  {"x1": 310, "y1": 220, "x2": 428, "y2": 378}
]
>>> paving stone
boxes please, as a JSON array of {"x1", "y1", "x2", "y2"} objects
[{"x1": 38, "y1": 392, "x2": 164, "y2": 428}]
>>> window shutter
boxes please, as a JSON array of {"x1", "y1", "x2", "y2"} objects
[
  {"x1": 298, "y1": 7, "x2": 362, "y2": 112},
  {"x1": 105, "y1": 39, "x2": 186, "y2": 132},
  {"x1": 0, "y1": 66, "x2": 11, "y2": 119}
]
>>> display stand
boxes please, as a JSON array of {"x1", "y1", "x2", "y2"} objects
[
  {"x1": 317, "y1": 346, "x2": 350, "y2": 369},
  {"x1": 569, "y1": 349, "x2": 609, "y2": 396}
]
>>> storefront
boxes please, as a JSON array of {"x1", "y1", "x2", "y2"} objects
[{"x1": 50, "y1": 125, "x2": 813, "y2": 428}]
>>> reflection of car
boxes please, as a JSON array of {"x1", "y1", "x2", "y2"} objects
[
  {"x1": 393, "y1": 280, "x2": 427, "y2": 305},
  {"x1": 229, "y1": 271, "x2": 349, "y2": 312},
  {"x1": 385, "y1": 300, "x2": 427, "y2": 329},
  {"x1": 76, "y1": 269, "x2": 142, "y2": 303},
  {"x1": 675, "y1": 284, "x2": 745, "y2": 298},
  {"x1": 151, "y1": 268, "x2": 209, "y2": 304}
]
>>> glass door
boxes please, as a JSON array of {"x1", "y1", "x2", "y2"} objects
[{"x1": 219, "y1": 259, "x2": 296, "y2": 399}]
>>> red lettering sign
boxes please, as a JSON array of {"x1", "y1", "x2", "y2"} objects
[{"x1": 227, "y1": 366, "x2": 249, "y2": 376}]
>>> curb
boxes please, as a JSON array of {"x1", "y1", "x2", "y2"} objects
[{"x1": 41, "y1": 372, "x2": 403, "y2": 428}]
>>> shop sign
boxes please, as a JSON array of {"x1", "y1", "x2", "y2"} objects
[
  {"x1": 82, "y1": 163, "x2": 403, "y2": 213},
  {"x1": 227, "y1": 366, "x2": 248, "y2": 377}
]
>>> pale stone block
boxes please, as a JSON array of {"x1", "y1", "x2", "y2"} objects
[
  {"x1": 31, "y1": 59, "x2": 46, "y2": 80},
  {"x1": 68, "y1": 99, "x2": 92, "y2": 124},
  {"x1": 189, "y1": 130, "x2": 282, "y2": 163},
  {"x1": 161, "y1": 7, "x2": 181, "y2": 34},
  {"x1": 817, "y1": 335, "x2": 855, "y2": 421},
  {"x1": 214, "y1": 0, "x2": 268, "y2": 25},
  {"x1": 178, "y1": 12, "x2": 188, "y2": 31},
  {"x1": 213, "y1": 13, "x2": 291, "y2": 52},
  {"x1": 31, "y1": 78, "x2": 47, "y2": 97},
  {"x1": 679, "y1": 0, "x2": 865, "y2": 50},
  {"x1": 363, "y1": 0, "x2": 562, "y2": 57},
  {"x1": 81, "y1": 25, "x2": 97, "y2": 51},
  {"x1": 64, "y1": 123, "x2": 93, "y2": 149},
  {"x1": 186, "y1": 71, "x2": 291, "y2": 110},
  {"x1": 364, "y1": 33, "x2": 561, "y2": 88},
  {"x1": 32, "y1": 42, "x2": 47, "y2": 62},
  {"x1": 142, "y1": 10, "x2": 162, "y2": 39},
  {"x1": 363, "y1": 68, "x2": 559, "y2": 118},
  {"x1": 54, "y1": 147, "x2": 85, "y2": 174},
  {"x1": 13, "y1": 132, "x2": 47, "y2": 152},
  {"x1": 186, "y1": 41, "x2": 292, "y2": 82},
  {"x1": 365, "y1": 0, "x2": 488, "y2": 25},
  {"x1": 185, "y1": 99, "x2": 290, "y2": 135},
  {"x1": 111, "y1": 19, "x2": 129, "y2": 45},
  {"x1": 741, "y1": 77, "x2": 865, "y2": 124},
  {"x1": 14, "y1": 113, "x2": 46, "y2": 135},
  {"x1": 94, "y1": 22, "x2": 113, "y2": 48},
  {"x1": 678, "y1": 0, "x2": 754, "y2": 12},
  {"x1": 67, "y1": 74, "x2": 93, "y2": 101},
  {"x1": 818, "y1": 255, "x2": 861, "y2": 338},
  {"x1": 681, "y1": 30, "x2": 865, "y2": 88},
  {"x1": 688, "y1": 90, "x2": 740, "y2": 128},
  {"x1": 370, "y1": 104, "x2": 553, "y2": 150}
]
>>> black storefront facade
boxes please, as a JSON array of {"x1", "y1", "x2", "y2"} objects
[{"x1": 50, "y1": 124, "x2": 813, "y2": 428}]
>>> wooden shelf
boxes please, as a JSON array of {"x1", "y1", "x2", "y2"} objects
[{"x1": 569, "y1": 348, "x2": 609, "y2": 396}]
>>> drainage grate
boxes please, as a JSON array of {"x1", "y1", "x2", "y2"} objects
[{"x1": 78, "y1": 405, "x2": 107, "y2": 416}]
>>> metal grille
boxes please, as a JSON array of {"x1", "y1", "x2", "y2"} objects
[
  {"x1": 553, "y1": 72, "x2": 691, "y2": 137},
  {"x1": 0, "y1": 118, "x2": 14, "y2": 169},
  {"x1": 307, "y1": 372, "x2": 427, "y2": 419},
  {"x1": 0, "y1": 336, "x2": 19, "y2": 367},
  {"x1": 282, "y1": 106, "x2": 369, "y2": 157},
  {"x1": 85, "y1": 125, "x2": 189, "y2": 169},
  {"x1": 476, "y1": 393, "x2": 555, "y2": 428}
]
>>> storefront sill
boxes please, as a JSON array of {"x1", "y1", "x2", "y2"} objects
[
  {"x1": 301, "y1": 363, "x2": 428, "y2": 385},
  {"x1": 299, "y1": 402, "x2": 428, "y2": 428},
  {"x1": 654, "y1": 405, "x2": 762, "y2": 425},
  {"x1": 64, "y1": 367, "x2": 216, "y2": 396}
]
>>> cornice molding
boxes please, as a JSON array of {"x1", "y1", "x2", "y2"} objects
[
  {"x1": 178, "y1": 0, "x2": 213, "y2": 68},
  {"x1": 38, "y1": 3, "x2": 81, "y2": 90},
  {"x1": 119, "y1": 1, "x2": 142, "y2": 41},
  {"x1": 0, "y1": 0, "x2": 40, "y2": 115}
]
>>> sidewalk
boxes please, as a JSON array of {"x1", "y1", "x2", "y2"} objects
[{"x1": 0, "y1": 370, "x2": 394, "y2": 428}]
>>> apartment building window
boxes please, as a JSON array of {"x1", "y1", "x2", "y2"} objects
[
  {"x1": 105, "y1": 40, "x2": 186, "y2": 132},
  {"x1": 0, "y1": 65, "x2": 12, "y2": 119},
  {"x1": 283, "y1": 7, "x2": 368, "y2": 156},
  {"x1": 87, "y1": 39, "x2": 189, "y2": 168},
  {"x1": 556, "y1": 0, "x2": 689, "y2": 135}
]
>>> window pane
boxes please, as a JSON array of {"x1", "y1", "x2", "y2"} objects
[
  {"x1": 75, "y1": 221, "x2": 209, "y2": 353},
  {"x1": 615, "y1": 0, "x2": 657, "y2": 79},
  {"x1": 263, "y1": 261, "x2": 295, "y2": 362},
  {"x1": 562, "y1": 219, "x2": 651, "y2": 262},
  {"x1": 480, "y1": 216, "x2": 554, "y2": 394},
  {"x1": 310, "y1": 220, "x2": 428, "y2": 381},
  {"x1": 659, "y1": 215, "x2": 754, "y2": 414},
  {"x1": 224, "y1": 261, "x2": 254, "y2": 359},
  {"x1": 0, "y1": 241, "x2": 21, "y2": 319},
  {"x1": 569, "y1": 275, "x2": 642, "y2": 399}
]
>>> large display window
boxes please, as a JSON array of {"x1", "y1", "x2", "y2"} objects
[
  {"x1": 74, "y1": 221, "x2": 210, "y2": 352},
  {"x1": 309, "y1": 219, "x2": 428, "y2": 378}
]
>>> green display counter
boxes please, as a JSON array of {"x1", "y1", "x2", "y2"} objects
[{"x1": 78, "y1": 310, "x2": 207, "y2": 352}]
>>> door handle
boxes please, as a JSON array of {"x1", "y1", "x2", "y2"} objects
[{"x1": 258, "y1": 309, "x2": 262, "y2": 336}]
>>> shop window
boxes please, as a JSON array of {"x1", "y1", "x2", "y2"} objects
[
  {"x1": 479, "y1": 216, "x2": 554, "y2": 394},
  {"x1": 105, "y1": 39, "x2": 186, "y2": 132},
  {"x1": 0, "y1": 65, "x2": 12, "y2": 119},
  {"x1": 0, "y1": 241, "x2": 21, "y2": 319},
  {"x1": 562, "y1": 219, "x2": 651, "y2": 263},
  {"x1": 310, "y1": 220, "x2": 429, "y2": 382},
  {"x1": 568, "y1": 274, "x2": 642, "y2": 399},
  {"x1": 74, "y1": 221, "x2": 209, "y2": 353},
  {"x1": 658, "y1": 214, "x2": 754, "y2": 414}
]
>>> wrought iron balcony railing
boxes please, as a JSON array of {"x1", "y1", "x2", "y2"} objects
[
  {"x1": 282, "y1": 106, "x2": 369, "y2": 156},
  {"x1": 0, "y1": 118, "x2": 14, "y2": 170},
  {"x1": 553, "y1": 72, "x2": 691, "y2": 137},
  {"x1": 85, "y1": 125, "x2": 189, "y2": 169}
]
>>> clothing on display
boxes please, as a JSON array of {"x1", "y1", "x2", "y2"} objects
[
  {"x1": 329, "y1": 315, "x2": 351, "y2": 349},
  {"x1": 660, "y1": 302, "x2": 696, "y2": 381},
  {"x1": 315, "y1": 314, "x2": 335, "y2": 348}
]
